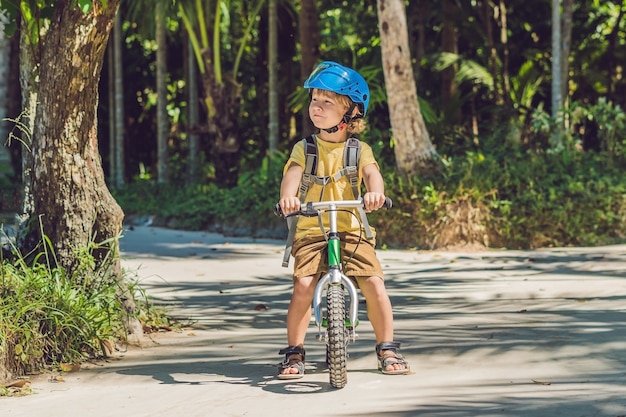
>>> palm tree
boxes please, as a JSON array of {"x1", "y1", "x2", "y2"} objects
[
  {"x1": 187, "y1": 36, "x2": 201, "y2": 184},
  {"x1": 377, "y1": 0, "x2": 440, "y2": 176},
  {"x1": 178, "y1": 0, "x2": 264, "y2": 186}
]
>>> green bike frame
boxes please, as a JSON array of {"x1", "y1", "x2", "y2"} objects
[{"x1": 312, "y1": 202, "x2": 363, "y2": 343}]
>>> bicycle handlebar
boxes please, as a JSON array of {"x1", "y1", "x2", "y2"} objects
[{"x1": 274, "y1": 197, "x2": 392, "y2": 218}]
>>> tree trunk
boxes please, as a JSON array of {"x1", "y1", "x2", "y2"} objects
[
  {"x1": 498, "y1": 0, "x2": 511, "y2": 106},
  {"x1": 268, "y1": 0, "x2": 279, "y2": 152},
  {"x1": 200, "y1": 64, "x2": 240, "y2": 187},
  {"x1": 480, "y1": 0, "x2": 504, "y2": 105},
  {"x1": 298, "y1": 0, "x2": 319, "y2": 137},
  {"x1": 113, "y1": 12, "x2": 125, "y2": 188},
  {"x1": 26, "y1": 0, "x2": 124, "y2": 275},
  {"x1": 17, "y1": 18, "x2": 37, "y2": 234},
  {"x1": 377, "y1": 0, "x2": 439, "y2": 177},
  {"x1": 0, "y1": 13, "x2": 10, "y2": 177},
  {"x1": 177, "y1": 0, "x2": 244, "y2": 187},
  {"x1": 156, "y1": 2, "x2": 169, "y2": 184},
  {"x1": 107, "y1": 39, "x2": 116, "y2": 185},
  {"x1": 441, "y1": 0, "x2": 458, "y2": 111},
  {"x1": 407, "y1": 0, "x2": 427, "y2": 82},
  {"x1": 605, "y1": 0, "x2": 624, "y2": 100},
  {"x1": 187, "y1": 37, "x2": 201, "y2": 185},
  {"x1": 551, "y1": 0, "x2": 562, "y2": 119},
  {"x1": 4, "y1": 19, "x2": 22, "y2": 186},
  {"x1": 560, "y1": 0, "x2": 573, "y2": 102},
  {"x1": 201, "y1": 70, "x2": 241, "y2": 186}
]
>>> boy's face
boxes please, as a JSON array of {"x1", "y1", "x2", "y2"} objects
[{"x1": 308, "y1": 89, "x2": 350, "y2": 130}]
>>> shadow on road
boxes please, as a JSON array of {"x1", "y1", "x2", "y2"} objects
[{"x1": 116, "y1": 227, "x2": 626, "y2": 416}]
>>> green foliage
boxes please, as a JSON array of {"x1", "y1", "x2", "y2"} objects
[
  {"x1": 0, "y1": 230, "x2": 157, "y2": 381},
  {"x1": 87, "y1": 0, "x2": 626, "y2": 187},
  {"x1": 160, "y1": 183, "x2": 226, "y2": 230},
  {"x1": 586, "y1": 98, "x2": 626, "y2": 158},
  {"x1": 111, "y1": 179, "x2": 167, "y2": 215},
  {"x1": 0, "y1": 1, "x2": 111, "y2": 40},
  {"x1": 472, "y1": 148, "x2": 625, "y2": 248},
  {"x1": 114, "y1": 150, "x2": 287, "y2": 235},
  {"x1": 114, "y1": 133, "x2": 626, "y2": 251},
  {"x1": 228, "y1": 150, "x2": 286, "y2": 221},
  {"x1": 530, "y1": 98, "x2": 626, "y2": 155},
  {"x1": 369, "y1": 149, "x2": 624, "y2": 250}
]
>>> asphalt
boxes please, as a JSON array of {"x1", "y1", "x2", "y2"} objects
[{"x1": 3, "y1": 225, "x2": 626, "y2": 417}]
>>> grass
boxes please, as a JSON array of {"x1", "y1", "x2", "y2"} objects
[{"x1": 0, "y1": 227, "x2": 172, "y2": 391}]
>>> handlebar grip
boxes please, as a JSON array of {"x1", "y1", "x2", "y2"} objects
[
  {"x1": 383, "y1": 197, "x2": 393, "y2": 209},
  {"x1": 274, "y1": 203, "x2": 283, "y2": 217}
]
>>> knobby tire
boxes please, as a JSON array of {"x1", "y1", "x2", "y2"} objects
[{"x1": 327, "y1": 284, "x2": 347, "y2": 388}]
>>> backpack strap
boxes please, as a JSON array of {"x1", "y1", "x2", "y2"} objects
[
  {"x1": 298, "y1": 135, "x2": 324, "y2": 203},
  {"x1": 283, "y1": 135, "x2": 324, "y2": 267},
  {"x1": 332, "y1": 137, "x2": 361, "y2": 199}
]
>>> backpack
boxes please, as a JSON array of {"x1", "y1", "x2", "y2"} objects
[
  {"x1": 298, "y1": 134, "x2": 361, "y2": 203},
  {"x1": 281, "y1": 135, "x2": 373, "y2": 267}
]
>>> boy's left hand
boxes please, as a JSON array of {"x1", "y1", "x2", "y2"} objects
[{"x1": 363, "y1": 192, "x2": 386, "y2": 212}]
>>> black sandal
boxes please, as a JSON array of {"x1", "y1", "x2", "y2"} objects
[
  {"x1": 277, "y1": 345, "x2": 306, "y2": 380},
  {"x1": 376, "y1": 341, "x2": 410, "y2": 375}
]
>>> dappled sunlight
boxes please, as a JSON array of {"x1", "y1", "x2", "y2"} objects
[
  {"x1": 113, "y1": 230, "x2": 626, "y2": 416},
  {"x1": 120, "y1": 225, "x2": 284, "y2": 260},
  {"x1": 132, "y1": 276, "x2": 293, "y2": 330}
]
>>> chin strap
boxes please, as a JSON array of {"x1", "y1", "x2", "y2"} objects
[
  {"x1": 321, "y1": 123, "x2": 345, "y2": 134},
  {"x1": 321, "y1": 103, "x2": 360, "y2": 134}
]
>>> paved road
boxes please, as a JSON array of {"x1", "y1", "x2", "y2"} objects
[{"x1": 3, "y1": 226, "x2": 626, "y2": 417}]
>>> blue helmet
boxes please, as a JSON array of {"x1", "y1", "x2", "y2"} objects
[{"x1": 304, "y1": 61, "x2": 370, "y2": 117}]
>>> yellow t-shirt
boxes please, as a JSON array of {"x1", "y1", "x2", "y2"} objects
[{"x1": 283, "y1": 136, "x2": 379, "y2": 240}]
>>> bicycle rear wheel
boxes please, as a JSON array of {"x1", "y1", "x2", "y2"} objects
[{"x1": 326, "y1": 284, "x2": 347, "y2": 388}]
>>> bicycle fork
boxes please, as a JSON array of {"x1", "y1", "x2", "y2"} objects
[{"x1": 313, "y1": 269, "x2": 360, "y2": 343}]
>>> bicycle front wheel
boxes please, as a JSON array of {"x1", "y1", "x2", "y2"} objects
[{"x1": 326, "y1": 284, "x2": 347, "y2": 388}]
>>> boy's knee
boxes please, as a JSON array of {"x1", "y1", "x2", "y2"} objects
[
  {"x1": 293, "y1": 275, "x2": 316, "y2": 295},
  {"x1": 359, "y1": 275, "x2": 385, "y2": 292}
]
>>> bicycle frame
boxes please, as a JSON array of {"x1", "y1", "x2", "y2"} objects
[{"x1": 311, "y1": 202, "x2": 360, "y2": 343}]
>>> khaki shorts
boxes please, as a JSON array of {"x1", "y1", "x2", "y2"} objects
[{"x1": 291, "y1": 233, "x2": 384, "y2": 286}]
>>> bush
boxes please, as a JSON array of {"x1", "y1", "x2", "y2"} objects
[
  {"x1": 0, "y1": 234, "x2": 145, "y2": 383},
  {"x1": 114, "y1": 152, "x2": 287, "y2": 238},
  {"x1": 113, "y1": 142, "x2": 626, "y2": 251}
]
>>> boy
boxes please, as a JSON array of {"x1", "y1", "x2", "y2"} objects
[{"x1": 277, "y1": 61, "x2": 409, "y2": 378}]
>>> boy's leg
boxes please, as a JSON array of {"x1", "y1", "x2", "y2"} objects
[
  {"x1": 359, "y1": 276, "x2": 409, "y2": 374},
  {"x1": 286, "y1": 275, "x2": 316, "y2": 345},
  {"x1": 358, "y1": 275, "x2": 394, "y2": 342},
  {"x1": 280, "y1": 275, "x2": 316, "y2": 376}
]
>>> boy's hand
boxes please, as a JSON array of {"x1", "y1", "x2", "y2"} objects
[
  {"x1": 279, "y1": 197, "x2": 301, "y2": 215},
  {"x1": 363, "y1": 192, "x2": 386, "y2": 212}
]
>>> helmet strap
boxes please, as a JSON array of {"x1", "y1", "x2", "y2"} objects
[{"x1": 321, "y1": 103, "x2": 358, "y2": 134}]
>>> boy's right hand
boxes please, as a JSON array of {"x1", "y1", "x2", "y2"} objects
[{"x1": 279, "y1": 197, "x2": 301, "y2": 215}]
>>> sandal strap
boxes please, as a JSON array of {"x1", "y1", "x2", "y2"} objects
[
  {"x1": 376, "y1": 341, "x2": 410, "y2": 374},
  {"x1": 375, "y1": 341, "x2": 401, "y2": 355},
  {"x1": 278, "y1": 345, "x2": 306, "y2": 378},
  {"x1": 279, "y1": 345, "x2": 306, "y2": 361},
  {"x1": 380, "y1": 351, "x2": 408, "y2": 367}
]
